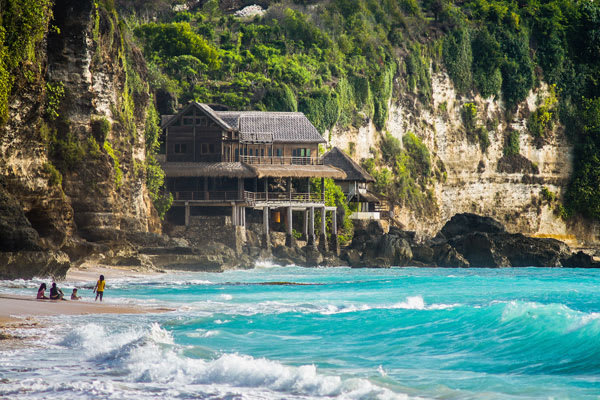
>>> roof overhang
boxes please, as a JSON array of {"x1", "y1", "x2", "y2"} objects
[
  {"x1": 247, "y1": 164, "x2": 345, "y2": 179},
  {"x1": 162, "y1": 162, "x2": 255, "y2": 178}
]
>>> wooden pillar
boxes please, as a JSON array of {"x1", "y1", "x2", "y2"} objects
[
  {"x1": 303, "y1": 209, "x2": 308, "y2": 240},
  {"x1": 265, "y1": 177, "x2": 269, "y2": 201},
  {"x1": 307, "y1": 206, "x2": 315, "y2": 248},
  {"x1": 332, "y1": 209, "x2": 337, "y2": 234},
  {"x1": 231, "y1": 203, "x2": 237, "y2": 226},
  {"x1": 242, "y1": 206, "x2": 246, "y2": 227},
  {"x1": 285, "y1": 206, "x2": 294, "y2": 247},
  {"x1": 237, "y1": 178, "x2": 243, "y2": 200},
  {"x1": 262, "y1": 206, "x2": 270, "y2": 248},
  {"x1": 318, "y1": 206, "x2": 328, "y2": 253},
  {"x1": 185, "y1": 201, "x2": 190, "y2": 227}
]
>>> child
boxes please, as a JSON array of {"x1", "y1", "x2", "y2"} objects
[
  {"x1": 71, "y1": 288, "x2": 81, "y2": 300},
  {"x1": 37, "y1": 283, "x2": 48, "y2": 299},
  {"x1": 49, "y1": 282, "x2": 64, "y2": 300},
  {"x1": 93, "y1": 275, "x2": 105, "y2": 302}
]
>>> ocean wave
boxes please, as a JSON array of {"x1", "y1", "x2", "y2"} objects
[
  {"x1": 178, "y1": 296, "x2": 459, "y2": 317},
  {"x1": 53, "y1": 323, "x2": 411, "y2": 400}
]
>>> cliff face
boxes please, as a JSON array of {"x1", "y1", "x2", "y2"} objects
[
  {"x1": 331, "y1": 72, "x2": 600, "y2": 247},
  {"x1": 0, "y1": 0, "x2": 160, "y2": 278}
]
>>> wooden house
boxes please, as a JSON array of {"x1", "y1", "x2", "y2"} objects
[
  {"x1": 322, "y1": 147, "x2": 382, "y2": 220},
  {"x1": 160, "y1": 102, "x2": 344, "y2": 249}
]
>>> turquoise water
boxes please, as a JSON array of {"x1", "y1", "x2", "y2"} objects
[{"x1": 2, "y1": 265, "x2": 600, "y2": 399}]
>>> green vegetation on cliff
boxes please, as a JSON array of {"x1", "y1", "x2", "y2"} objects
[{"x1": 0, "y1": 0, "x2": 53, "y2": 123}]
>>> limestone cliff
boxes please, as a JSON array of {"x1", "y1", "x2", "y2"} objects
[
  {"x1": 0, "y1": 0, "x2": 160, "y2": 278},
  {"x1": 331, "y1": 71, "x2": 600, "y2": 247}
]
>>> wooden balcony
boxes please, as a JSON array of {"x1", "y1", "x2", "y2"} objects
[
  {"x1": 240, "y1": 155, "x2": 323, "y2": 165},
  {"x1": 172, "y1": 190, "x2": 325, "y2": 206}
]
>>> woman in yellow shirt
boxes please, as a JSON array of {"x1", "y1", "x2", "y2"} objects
[{"x1": 93, "y1": 275, "x2": 106, "y2": 301}]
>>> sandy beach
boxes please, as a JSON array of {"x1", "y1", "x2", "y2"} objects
[{"x1": 0, "y1": 264, "x2": 172, "y2": 346}]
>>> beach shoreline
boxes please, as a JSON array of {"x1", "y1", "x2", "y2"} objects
[{"x1": 0, "y1": 264, "x2": 174, "y2": 347}]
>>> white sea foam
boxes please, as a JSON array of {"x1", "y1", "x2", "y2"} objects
[{"x1": 41, "y1": 322, "x2": 412, "y2": 400}]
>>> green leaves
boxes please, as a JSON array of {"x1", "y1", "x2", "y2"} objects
[{"x1": 134, "y1": 22, "x2": 221, "y2": 70}]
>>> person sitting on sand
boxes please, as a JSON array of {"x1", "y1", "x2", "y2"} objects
[
  {"x1": 93, "y1": 275, "x2": 105, "y2": 302},
  {"x1": 71, "y1": 288, "x2": 81, "y2": 300},
  {"x1": 49, "y1": 282, "x2": 65, "y2": 300},
  {"x1": 37, "y1": 283, "x2": 48, "y2": 299}
]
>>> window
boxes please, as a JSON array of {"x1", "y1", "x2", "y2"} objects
[
  {"x1": 196, "y1": 117, "x2": 207, "y2": 126},
  {"x1": 276, "y1": 148, "x2": 282, "y2": 157},
  {"x1": 183, "y1": 117, "x2": 194, "y2": 126},
  {"x1": 201, "y1": 143, "x2": 208, "y2": 154},
  {"x1": 268, "y1": 148, "x2": 272, "y2": 156},
  {"x1": 209, "y1": 144, "x2": 215, "y2": 153},
  {"x1": 293, "y1": 148, "x2": 309, "y2": 157},
  {"x1": 249, "y1": 148, "x2": 253, "y2": 156},
  {"x1": 174, "y1": 143, "x2": 187, "y2": 153},
  {"x1": 261, "y1": 148, "x2": 264, "y2": 157}
]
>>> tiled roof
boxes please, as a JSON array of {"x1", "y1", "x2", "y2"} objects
[
  {"x1": 216, "y1": 111, "x2": 326, "y2": 143},
  {"x1": 322, "y1": 147, "x2": 375, "y2": 182},
  {"x1": 162, "y1": 103, "x2": 326, "y2": 144}
]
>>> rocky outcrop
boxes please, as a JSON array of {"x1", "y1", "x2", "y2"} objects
[
  {"x1": 0, "y1": 252, "x2": 70, "y2": 280},
  {"x1": 336, "y1": 214, "x2": 599, "y2": 269}
]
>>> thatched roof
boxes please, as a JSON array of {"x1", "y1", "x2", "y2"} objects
[
  {"x1": 322, "y1": 147, "x2": 374, "y2": 182},
  {"x1": 162, "y1": 162, "x2": 255, "y2": 178},
  {"x1": 348, "y1": 191, "x2": 380, "y2": 203},
  {"x1": 249, "y1": 164, "x2": 345, "y2": 179}
]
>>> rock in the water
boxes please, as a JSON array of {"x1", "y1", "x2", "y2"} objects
[
  {"x1": 561, "y1": 251, "x2": 598, "y2": 268},
  {"x1": 448, "y1": 232, "x2": 511, "y2": 268},
  {"x1": 368, "y1": 234, "x2": 412, "y2": 266},
  {"x1": 432, "y1": 243, "x2": 470, "y2": 268},
  {"x1": 341, "y1": 248, "x2": 362, "y2": 267},
  {"x1": 440, "y1": 213, "x2": 505, "y2": 239},
  {"x1": 411, "y1": 244, "x2": 434, "y2": 264},
  {"x1": 493, "y1": 233, "x2": 568, "y2": 268}
]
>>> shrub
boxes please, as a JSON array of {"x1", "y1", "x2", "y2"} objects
[
  {"x1": 103, "y1": 141, "x2": 123, "y2": 189},
  {"x1": 43, "y1": 162, "x2": 62, "y2": 187},
  {"x1": 45, "y1": 81, "x2": 65, "y2": 121},
  {"x1": 298, "y1": 88, "x2": 340, "y2": 134},
  {"x1": 91, "y1": 117, "x2": 111, "y2": 143},
  {"x1": 443, "y1": 27, "x2": 472, "y2": 94},
  {"x1": 476, "y1": 126, "x2": 490, "y2": 152},
  {"x1": 541, "y1": 186, "x2": 556, "y2": 202},
  {"x1": 461, "y1": 103, "x2": 477, "y2": 134},
  {"x1": 261, "y1": 83, "x2": 298, "y2": 112},
  {"x1": 504, "y1": 130, "x2": 520, "y2": 156}
]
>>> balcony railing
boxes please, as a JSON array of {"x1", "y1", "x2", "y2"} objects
[
  {"x1": 172, "y1": 190, "x2": 325, "y2": 204},
  {"x1": 173, "y1": 191, "x2": 242, "y2": 201},
  {"x1": 247, "y1": 191, "x2": 323, "y2": 203},
  {"x1": 239, "y1": 155, "x2": 323, "y2": 165}
]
